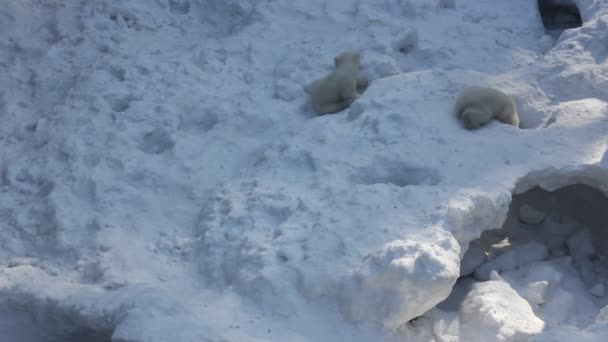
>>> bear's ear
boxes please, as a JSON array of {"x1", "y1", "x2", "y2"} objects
[{"x1": 334, "y1": 55, "x2": 341, "y2": 67}]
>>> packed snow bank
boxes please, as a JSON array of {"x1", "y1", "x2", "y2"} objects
[
  {"x1": 194, "y1": 67, "x2": 608, "y2": 330},
  {"x1": 436, "y1": 182, "x2": 608, "y2": 341},
  {"x1": 0, "y1": 265, "x2": 122, "y2": 342},
  {"x1": 1, "y1": 0, "x2": 608, "y2": 341}
]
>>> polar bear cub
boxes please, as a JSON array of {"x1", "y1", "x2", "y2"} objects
[
  {"x1": 455, "y1": 86, "x2": 520, "y2": 129},
  {"x1": 310, "y1": 51, "x2": 368, "y2": 115}
]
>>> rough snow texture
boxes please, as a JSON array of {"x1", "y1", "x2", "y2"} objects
[
  {"x1": 428, "y1": 183, "x2": 608, "y2": 342},
  {"x1": 1, "y1": 0, "x2": 608, "y2": 341},
  {"x1": 459, "y1": 280, "x2": 545, "y2": 342}
]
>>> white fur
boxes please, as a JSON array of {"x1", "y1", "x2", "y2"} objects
[
  {"x1": 454, "y1": 86, "x2": 520, "y2": 129},
  {"x1": 309, "y1": 52, "x2": 368, "y2": 115}
]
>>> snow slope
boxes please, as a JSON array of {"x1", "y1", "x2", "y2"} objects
[{"x1": 0, "y1": 0, "x2": 607, "y2": 341}]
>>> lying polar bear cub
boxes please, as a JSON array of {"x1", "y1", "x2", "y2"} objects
[
  {"x1": 455, "y1": 86, "x2": 520, "y2": 129},
  {"x1": 309, "y1": 51, "x2": 368, "y2": 115}
]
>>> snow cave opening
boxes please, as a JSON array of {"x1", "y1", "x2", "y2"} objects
[
  {"x1": 537, "y1": 0, "x2": 582, "y2": 39},
  {"x1": 440, "y1": 183, "x2": 608, "y2": 328}
]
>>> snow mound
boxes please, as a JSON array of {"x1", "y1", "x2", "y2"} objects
[
  {"x1": 435, "y1": 182, "x2": 608, "y2": 341},
  {"x1": 339, "y1": 238, "x2": 459, "y2": 330},
  {"x1": 1, "y1": 0, "x2": 608, "y2": 340}
]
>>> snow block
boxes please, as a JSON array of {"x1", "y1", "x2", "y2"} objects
[
  {"x1": 524, "y1": 280, "x2": 550, "y2": 305},
  {"x1": 339, "y1": 239, "x2": 460, "y2": 330},
  {"x1": 459, "y1": 280, "x2": 544, "y2": 342}
]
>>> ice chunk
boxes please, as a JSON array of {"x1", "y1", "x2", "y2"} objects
[
  {"x1": 339, "y1": 239, "x2": 460, "y2": 330},
  {"x1": 542, "y1": 287, "x2": 576, "y2": 325},
  {"x1": 524, "y1": 281, "x2": 549, "y2": 305},
  {"x1": 459, "y1": 280, "x2": 544, "y2": 342},
  {"x1": 489, "y1": 270, "x2": 504, "y2": 281},
  {"x1": 594, "y1": 305, "x2": 608, "y2": 325}
]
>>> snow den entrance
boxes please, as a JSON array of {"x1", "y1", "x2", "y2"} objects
[
  {"x1": 537, "y1": 0, "x2": 582, "y2": 39},
  {"x1": 443, "y1": 184, "x2": 608, "y2": 334}
]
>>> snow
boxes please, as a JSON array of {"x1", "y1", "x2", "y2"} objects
[
  {"x1": 0, "y1": 0, "x2": 608, "y2": 341},
  {"x1": 523, "y1": 280, "x2": 550, "y2": 305},
  {"x1": 459, "y1": 280, "x2": 545, "y2": 342}
]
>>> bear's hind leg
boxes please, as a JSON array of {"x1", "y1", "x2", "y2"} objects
[{"x1": 496, "y1": 108, "x2": 520, "y2": 128}]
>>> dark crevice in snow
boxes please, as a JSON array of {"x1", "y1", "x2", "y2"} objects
[
  {"x1": 537, "y1": 0, "x2": 582, "y2": 39},
  {"x1": 0, "y1": 300, "x2": 115, "y2": 342},
  {"x1": 436, "y1": 183, "x2": 608, "y2": 337}
]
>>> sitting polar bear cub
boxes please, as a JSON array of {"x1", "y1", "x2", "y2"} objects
[
  {"x1": 310, "y1": 51, "x2": 368, "y2": 115},
  {"x1": 455, "y1": 86, "x2": 520, "y2": 129}
]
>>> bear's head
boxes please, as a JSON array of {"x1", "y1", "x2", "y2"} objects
[
  {"x1": 334, "y1": 51, "x2": 360, "y2": 68},
  {"x1": 462, "y1": 109, "x2": 484, "y2": 129}
]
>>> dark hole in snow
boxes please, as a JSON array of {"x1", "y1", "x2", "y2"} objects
[
  {"x1": 0, "y1": 301, "x2": 114, "y2": 342},
  {"x1": 537, "y1": 0, "x2": 582, "y2": 39},
  {"x1": 439, "y1": 184, "x2": 608, "y2": 329}
]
